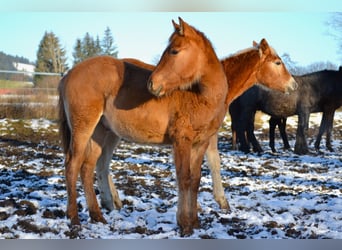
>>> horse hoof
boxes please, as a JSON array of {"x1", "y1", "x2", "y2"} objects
[
  {"x1": 92, "y1": 217, "x2": 107, "y2": 224},
  {"x1": 218, "y1": 200, "x2": 231, "y2": 213},
  {"x1": 90, "y1": 213, "x2": 107, "y2": 224},
  {"x1": 221, "y1": 205, "x2": 231, "y2": 214},
  {"x1": 69, "y1": 217, "x2": 81, "y2": 226},
  {"x1": 180, "y1": 226, "x2": 194, "y2": 237}
]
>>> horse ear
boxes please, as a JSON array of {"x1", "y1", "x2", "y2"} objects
[
  {"x1": 259, "y1": 38, "x2": 270, "y2": 56},
  {"x1": 172, "y1": 19, "x2": 181, "y2": 33},
  {"x1": 252, "y1": 41, "x2": 258, "y2": 47},
  {"x1": 172, "y1": 17, "x2": 184, "y2": 36}
]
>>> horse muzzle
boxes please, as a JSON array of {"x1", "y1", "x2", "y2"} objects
[
  {"x1": 148, "y1": 81, "x2": 163, "y2": 97},
  {"x1": 285, "y1": 78, "x2": 298, "y2": 94}
]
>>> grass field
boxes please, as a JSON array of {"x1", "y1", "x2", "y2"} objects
[
  {"x1": 0, "y1": 79, "x2": 33, "y2": 89},
  {"x1": 0, "y1": 80, "x2": 57, "y2": 120}
]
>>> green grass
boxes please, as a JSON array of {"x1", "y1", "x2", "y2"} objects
[{"x1": 0, "y1": 79, "x2": 33, "y2": 89}]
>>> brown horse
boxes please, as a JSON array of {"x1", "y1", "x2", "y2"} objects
[
  {"x1": 59, "y1": 17, "x2": 228, "y2": 236},
  {"x1": 59, "y1": 17, "x2": 296, "y2": 236}
]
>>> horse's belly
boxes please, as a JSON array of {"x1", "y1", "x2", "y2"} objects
[{"x1": 104, "y1": 109, "x2": 170, "y2": 145}]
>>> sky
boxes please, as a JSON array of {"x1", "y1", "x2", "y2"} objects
[{"x1": 0, "y1": 1, "x2": 342, "y2": 69}]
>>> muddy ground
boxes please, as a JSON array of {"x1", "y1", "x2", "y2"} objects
[{"x1": 0, "y1": 113, "x2": 341, "y2": 239}]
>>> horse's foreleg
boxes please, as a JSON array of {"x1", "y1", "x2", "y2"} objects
[
  {"x1": 190, "y1": 141, "x2": 210, "y2": 228},
  {"x1": 173, "y1": 139, "x2": 193, "y2": 236},
  {"x1": 279, "y1": 118, "x2": 291, "y2": 150},
  {"x1": 294, "y1": 112, "x2": 309, "y2": 155},
  {"x1": 96, "y1": 131, "x2": 122, "y2": 211},
  {"x1": 205, "y1": 134, "x2": 230, "y2": 211},
  {"x1": 80, "y1": 139, "x2": 106, "y2": 224},
  {"x1": 269, "y1": 117, "x2": 277, "y2": 152}
]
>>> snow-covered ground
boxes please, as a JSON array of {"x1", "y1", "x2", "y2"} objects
[{"x1": 0, "y1": 113, "x2": 341, "y2": 239}]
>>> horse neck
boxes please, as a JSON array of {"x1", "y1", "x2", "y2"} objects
[
  {"x1": 222, "y1": 49, "x2": 261, "y2": 105},
  {"x1": 199, "y1": 58, "x2": 228, "y2": 105}
]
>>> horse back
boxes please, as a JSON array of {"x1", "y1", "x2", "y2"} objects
[{"x1": 62, "y1": 56, "x2": 125, "y2": 101}]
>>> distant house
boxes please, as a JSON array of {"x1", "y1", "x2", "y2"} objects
[{"x1": 13, "y1": 62, "x2": 35, "y2": 77}]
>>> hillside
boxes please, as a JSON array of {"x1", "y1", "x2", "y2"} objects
[{"x1": 0, "y1": 51, "x2": 34, "y2": 81}]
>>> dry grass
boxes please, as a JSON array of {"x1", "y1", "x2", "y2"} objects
[{"x1": 0, "y1": 88, "x2": 58, "y2": 120}]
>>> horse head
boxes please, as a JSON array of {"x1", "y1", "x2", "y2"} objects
[
  {"x1": 148, "y1": 17, "x2": 212, "y2": 97},
  {"x1": 254, "y1": 38, "x2": 297, "y2": 93}
]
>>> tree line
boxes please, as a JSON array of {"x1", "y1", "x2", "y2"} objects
[{"x1": 34, "y1": 27, "x2": 118, "y2": 87}]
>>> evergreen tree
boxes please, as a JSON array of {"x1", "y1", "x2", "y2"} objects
[
  {"x1": 72, "y1": 27, "x2": 119, "y2": 66},
  {"x1": 102, "y1": 27, "x2": 118, "y2": 57},
  {"x1": 34, "y1": 31, "x2": 68, "y2": 86},
  {"x1": 82, "y1": 32, "x2": 96, "y2": 59},
  {"x1": 72, "y1": 38, "x2": 83, "y2": 65},
  {"x1": 73, "y1": 33, "x2": 102, "y2": 65},
  {"x1": 95, "y1": 35, "x2": 102, "y2": 55}
]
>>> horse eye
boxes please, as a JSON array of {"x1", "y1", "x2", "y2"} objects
[
  {"x1": 170, "y1": 49, "x2": 179, "y2": 55},
  {"x1": 275, "y1": 61, "x2": 282, "y2": 66}
]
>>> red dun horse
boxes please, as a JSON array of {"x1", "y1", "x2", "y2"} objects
[
  {"x1": 59, "y1": 17, "x2": 296, "y2": 236},
  {"x1": 59, "y1": 18, "x2": 228, "y2": 236},
  {"x1": 205, "y1": 39, "x2": 297, "y2": 210}
]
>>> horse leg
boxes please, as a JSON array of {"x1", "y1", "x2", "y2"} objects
[
  {"x1": 269, "y1": 117, "x2": 277, "y2": 152},
  {"x1": 80, "y1": 139, "x2": 106, "y2": 224},
  {"x1": 231, "y1": 129, "x2": 238, "y2": 150},
  {"x1": 325, "y1": 111, "x2": 335, "y2": 152},
  {"x1": 205, "y1": 134, "x2": 230, "y2": 211},
  {"x1": 247, "y1": 117, "x2": 263, "y2": 153},
  {"x1": 314, "y1": 112, "x2": 327, "y2": 151},
  {"x1": 173, "y1": 138, "x2": 193, "y2": 236},
  {"x1": 294, "y1": 112, "x2": 309, "y2": 155},
  {"x1": 315, "y1": 110, "x2": 335, "y2": 152},
  {"x1": 279, "y1": 118, "x2": 291, "y2": 150},
  {"x1": 66, "y1": 129, "x2": 96, "y2": 225},
  {"x1": 96, "y1": 130, "x2": 123, "y2": 211},
  {"x1": 189, "y1": 141, "x2": 210, "y2": 229},
  {"x1": 237, "y1": 125, "x2": 250, "y2": 153}
]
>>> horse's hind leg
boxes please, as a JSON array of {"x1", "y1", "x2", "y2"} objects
[
  {"x1": 65, "y1": 107, "x2": 104, "y2": 225},
  {"x1": 325, "y1": 111, "x2": 335, "y2": 152},
  {"x1": 80, "y1": 139, "x2": 106, "y2": 224},
  {"x1": 205, "y1": 134, "x2": 230, "y2": 211},
  {"x1": 65, "y1": 130, "x2": 95, "y2": 225},
  {"x1": 315, "y1": 110, "x2": 335, "y2": 152},
  {"x1": 96, "y1": 130, "x2": 122, "y2": 211}
]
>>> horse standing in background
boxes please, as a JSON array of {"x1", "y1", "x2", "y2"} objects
[{"x1": 230, "y1": 67, "x2": 342, "y2": 154}]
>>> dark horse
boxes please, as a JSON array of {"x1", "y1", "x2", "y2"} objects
[{"x1": 230, "y1": 67, "x2": 342, "y2": 154}]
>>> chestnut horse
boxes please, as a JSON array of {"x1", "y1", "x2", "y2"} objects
[
  {"x1": 59, "y1": 18, "x2": 296, "y2": 236},
  {"x1": 59, "y1": 18, "x2": 229, "y2": 236}
]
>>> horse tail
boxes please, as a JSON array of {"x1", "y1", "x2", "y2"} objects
[{"x1": 58, "y1": 77, "x2": 71, "y2": 155}]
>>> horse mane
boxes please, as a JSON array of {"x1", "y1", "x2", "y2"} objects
[{"x1": 221, "y1": 47, "x2": 260, "y2": 70}]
